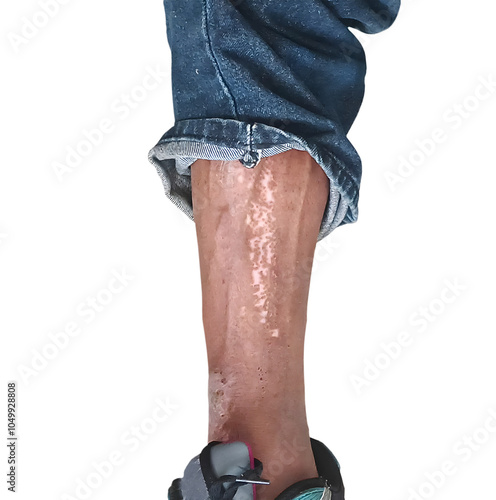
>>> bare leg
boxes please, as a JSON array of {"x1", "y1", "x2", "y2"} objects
[{"x1": 191, "y1": 149, "x2": 329, "y2": 500}]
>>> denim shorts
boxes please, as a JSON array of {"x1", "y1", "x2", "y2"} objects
[{"x1": 148, "y1": 0, "x2": 401, "y2": 241}]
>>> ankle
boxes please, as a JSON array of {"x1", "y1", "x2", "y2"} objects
[
  {"x1": 208, "y1": 405, "x2": 310, "y2": 445},
  {"x1": 255, "y1": 436, "x2": 318, "y2": 500},
  {"x1": 209, "y1": 425, "x2": 318, "y2": 498}
]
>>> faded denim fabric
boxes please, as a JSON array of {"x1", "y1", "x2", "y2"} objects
[{"x1": 148, "y1": 0, "x2": 401, "y2": 241}]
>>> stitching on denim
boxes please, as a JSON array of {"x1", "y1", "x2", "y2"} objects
[
  {"x1": 150, "y1": 119, "x2": 361, "y2": 210},
  {"x1": 153, "y1": 138, "x2": 360, "y2": 200},
  {"x1": 247, "y1": 123, "x2": 252, "y2": 151},
  {"x1": 201, "y1": 0, "x2": 239, "y2": 117}
]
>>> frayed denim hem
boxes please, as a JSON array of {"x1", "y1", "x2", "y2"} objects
[{"x1": 148, "y1": 118, "x2": 358, "y2": 242}]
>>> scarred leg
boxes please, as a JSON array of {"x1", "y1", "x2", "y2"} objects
[{"x1": 191, "y1": 149, "x2": 329, "y2": 500}]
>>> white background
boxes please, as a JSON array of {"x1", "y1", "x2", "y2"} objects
[{"x1": 1, "y1": 0, "x2": 495, "y2": 499}]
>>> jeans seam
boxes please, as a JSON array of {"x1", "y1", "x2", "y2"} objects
[
  {"x1": 247, "y1": 123, "x2": 252, "y2": 150},
  {"x1": 202, "y1": 0, "x2": 239, "y2": 117}
]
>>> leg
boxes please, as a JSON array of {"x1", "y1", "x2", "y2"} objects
[{"x1": 191, "y1": 149, "x2": 329, "y2": 500}]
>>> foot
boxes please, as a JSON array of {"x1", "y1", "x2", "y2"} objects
[{"x1": 167, "y1": 437, "x2": 344, "y2": 500}]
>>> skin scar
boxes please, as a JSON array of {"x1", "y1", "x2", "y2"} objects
[{"x1": 245, "y1": 167, "x2": 278, "y2": 337}]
